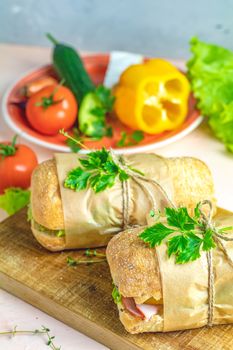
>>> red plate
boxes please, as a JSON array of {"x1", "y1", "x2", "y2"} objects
[{"x1": 2, "y1": 54, "x2": 202, "y2": 154}]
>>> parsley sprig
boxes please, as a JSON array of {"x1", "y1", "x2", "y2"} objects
[
  {"x1": 64, "y1": 148, "x2": 136, "y2": 193},
  {"x1": 116, "y1": 130, "x2": 144, "y2": 148},
  {"x1": 140, "y1": 204, "x2": 233, "y2": 264},
  {"x1": 91, "y1": 85, "x2": 115, "y2": 118},
  {"x1": 87, "y1": 85, "x2": 115, "y2": 138}
]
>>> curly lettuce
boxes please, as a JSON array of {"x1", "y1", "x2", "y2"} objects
[
  {"x1": 0, "y1": 188, "x2": 30, "y2": 216},
  {"x1": 187, "y1": 37, "x2": 233, "y2": 152}
]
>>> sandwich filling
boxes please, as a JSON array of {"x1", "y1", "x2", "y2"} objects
[
  {"x1": 122, "y1": 297, "x2": 162, "y2": 320},
  {"x1": 33, "y1": 220, "x2": 65, "y2": 237},
  {"x1": 28, "y1": 204, "x2": 65, "y2": 238},
  {"x1": 113, "y1": 285, "x2": 162, "y2": 321}
]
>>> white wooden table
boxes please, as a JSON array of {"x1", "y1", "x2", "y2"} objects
[{"x1": 0, "y1": 44, "x2": 232, "y2": 350}]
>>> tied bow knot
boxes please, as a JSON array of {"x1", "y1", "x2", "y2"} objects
[{"x1": 109, "y1": 149, "x2": 175, "y2": 230}]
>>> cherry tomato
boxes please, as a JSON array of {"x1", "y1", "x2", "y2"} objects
[
  {"x1": 0, "y1": 136, "x2": 38, "y2": 194},
  {"x1": 26, "y1": 85, "x2": 78, "y2": 135}
]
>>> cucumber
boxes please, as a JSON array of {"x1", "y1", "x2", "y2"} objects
[
  {"x1": 78, "y1": 92, "x2": 105, "y2": 137},
  {"x1": 47, "y1": 33, "x2": 95, "y2": 104}
]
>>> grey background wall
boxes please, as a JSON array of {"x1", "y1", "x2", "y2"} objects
[{"x1": 0, "y1": 0, "x2": 231, "y2": 58}]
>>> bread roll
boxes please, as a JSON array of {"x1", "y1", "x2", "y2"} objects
[
  {"x1": 106, "y1": 210, "x2": 233, "y2": 334},
  {"x1": 30, "y1": 155, "x2": 215, "y2": 251},
  {"x1": 106, "y1": 226, "x2": 163, "y2": 333}
]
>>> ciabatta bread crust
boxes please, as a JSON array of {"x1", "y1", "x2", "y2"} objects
[{"x1": 31, "y1": 155, "x2": 216, "y2": 251}]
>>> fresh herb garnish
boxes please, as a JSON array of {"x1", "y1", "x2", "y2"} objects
[
  {"x1": 67, "y1": 256, "x2": 78, "y2": 266},
  {"x1": 112, "y1": 285, "x2": 121, "y2": 304},
  {"x1": 116, "y1": 132, "x2": 127, "y2": 147},
  {"x1": 85, "y1": 248, "x2": 106, "y2": 258},
  {"x1": 140, "y1": 204, "x2": 233, "y2": 264},
  {"x1": 88, "y1": 85, "x2": 115, "y2": 138},
  {"x1": 149, "y1": 210, "x2": 156, "y2": 217},
  {"x1": 61, "y1": 129, "x2": 143, "y2": 193},
  {"x1": 131, "y1": 130, "x2": 144, "y2": 143},
  {"x1": 67, "y1": 249, "x2": 106, "y2": 266},
  {"x1": 116, "y1": 130, "x2": 144, "y2": 147},
  {"x1": 60, "y1": 127, "x2": 112, "y2": 153},
  {"x1": 61, "y1": 128, "x2": 101, "y2": 153},
  {"x1": 83, "y1": 119, "x2": 111, "y2": 139},
  {"x1": 0, "y1": 188, "x2": 30, "y2": 216},
  {"x1": 65, "y1": 128, "x2": 82, "y2": 152},
  {"x1": 0, "y1": 325, "x2": 60, "y2": 350},
  {"x1": 93, "y1": 85, "x2": 115, "y2": 115},
  {"x1": 80, "y1": 85, "x2": 115, "y2": 139},
  {"x1": 64, "y1": 148, "x2": 139, "y2": 193},
  {"x1": 60, "y1": 128, "x2": 89, "y2": 151},
  {"x1": 105, "y1": 126, "x2": 113, "y2": 138}
]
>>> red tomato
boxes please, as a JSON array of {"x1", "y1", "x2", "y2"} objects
[
  {"x1": 0, "y1": 138, "x2": 38, "y2": 194},
  {"x1": 26, "y1": 85, "x2": 78, "y2": 135}
]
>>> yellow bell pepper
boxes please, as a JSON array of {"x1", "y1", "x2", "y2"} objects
[{"x1": 114, "y1": 59, "x2": 190, "y2": 134}]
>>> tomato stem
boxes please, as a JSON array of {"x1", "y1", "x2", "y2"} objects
[
  {"x1": 0, "y1": 135, "x2": 18, "y2": 159},
  {"x1": 35, "y1": 97, "x2": 63, "y2": 109},
  {"x1": 35, "y1": 80, "x2": 65, "y2": 110}
]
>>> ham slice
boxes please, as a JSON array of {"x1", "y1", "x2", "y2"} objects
[
  {"x1": 122, "y1": 297, "x2": 145, "y2": 319},
  {"x1": 136, "y1": 303, "x2": 159, "y2": 321},
  {"x1": 122, "y1": 297, "x2": 159, "y2": 320}
]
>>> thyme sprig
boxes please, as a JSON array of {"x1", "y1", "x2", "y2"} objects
[
  {"x1": 67, "y1": 249, "x2": 106, "y2": 266},
  {"x1": 0, "y1": 325, "x2": 60, "y2": 350},
  {"x1": 60, "y1": 128, "x2": 100, "y2": 153}
]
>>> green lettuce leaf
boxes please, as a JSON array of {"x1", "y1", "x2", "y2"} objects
[
  {"x1": 187, "y1": 37, "x2": 233, "y2": 152},
  {"x1": 0, "y1": 188, "x2": 30, "y2": 216}
]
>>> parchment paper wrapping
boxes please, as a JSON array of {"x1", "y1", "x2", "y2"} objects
[
  {"x1": 156, "y1": 212, "x2": 233, "y2": 331},
  {"x1": 55, "y1": 153, "x2": 173, "y2": 249}
]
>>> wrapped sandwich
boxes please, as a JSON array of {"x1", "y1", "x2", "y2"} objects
[
  {"x1": 30, "y1": 151, "x2": 215, "y2": 251},
  {"x1": 106, "y1": 205, "x2": 233, "y2": 334}
]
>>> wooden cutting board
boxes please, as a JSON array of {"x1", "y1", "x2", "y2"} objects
[{"x1": 0, "y1": 208, "x2": 233, "y2": 350}]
